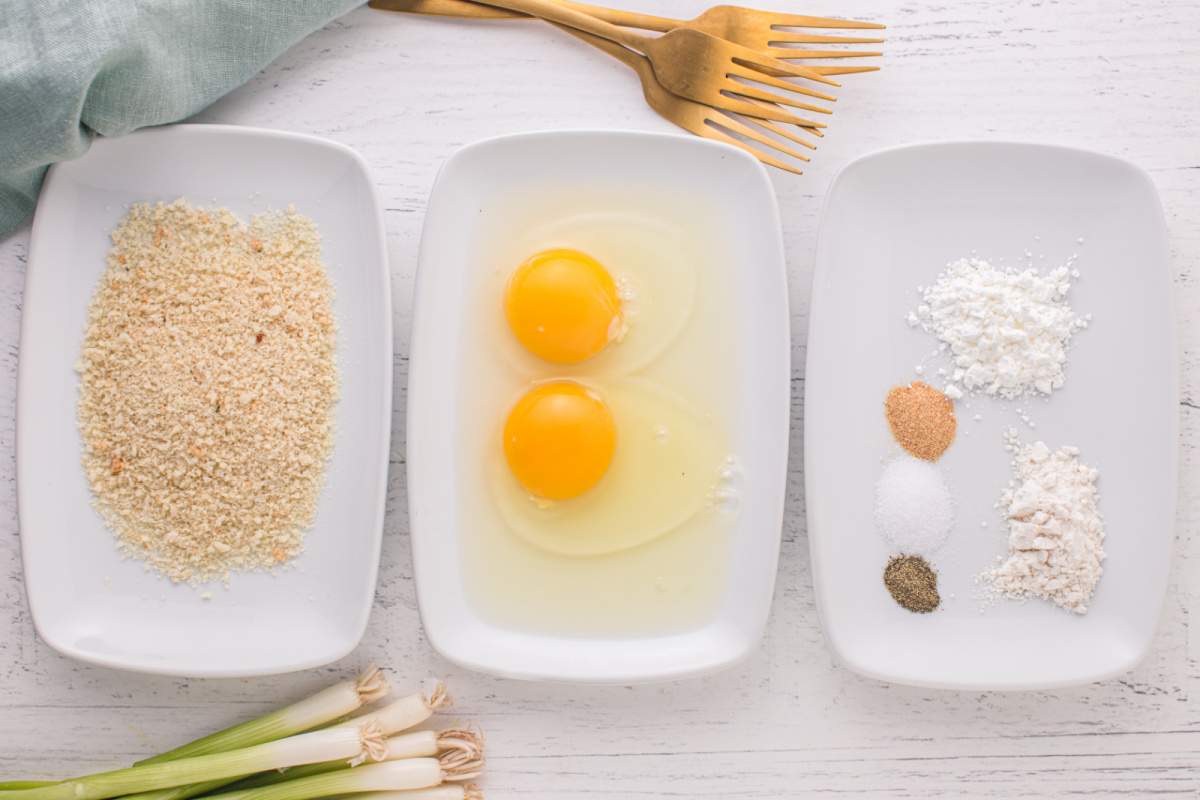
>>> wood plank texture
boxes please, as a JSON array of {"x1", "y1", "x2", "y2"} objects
[{"x1": 1, "y1": 0, "x2": 1198, "y2": 795}]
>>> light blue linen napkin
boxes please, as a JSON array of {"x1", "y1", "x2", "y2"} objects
[{"x1": 0, "y1": 0, "x2": 361, "y2": 239}]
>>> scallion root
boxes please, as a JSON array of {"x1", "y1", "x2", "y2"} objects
[
  {"x1": 354, "y1": 665, "x2": 390, "y2": 705},
  {"x1": 437, "y1": 747, "x2": 484, "y2": 783}
]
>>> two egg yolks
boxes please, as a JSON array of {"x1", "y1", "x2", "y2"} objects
[
  {"x1": 502, "y1": 249, "x2": 625, "y2": 502},
  {"x1": 504, "y1": 248, "x2": 623, "y2": 365},
  {"x1": 503, "y1": 381, "x2": 617, "y2": 501}
]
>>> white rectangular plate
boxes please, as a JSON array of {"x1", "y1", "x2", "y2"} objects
[
  {"x1": 19, "y1": 124, "x2": 391, "y2": 677},
  {"x1": 408, "y1": 131, "x2": 790, "y2": 682},
  {"x1": 806, "y1": 142, "x2": 1175, "y2": 689}
]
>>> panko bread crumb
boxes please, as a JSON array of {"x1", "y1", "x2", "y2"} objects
[{"x1": 76, "y1": 199, "x2": 337, "y2": 583}]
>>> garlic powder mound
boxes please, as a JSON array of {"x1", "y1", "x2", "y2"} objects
[{"x1": 76, "y1": 199, "x2": 337, "y2": 583}]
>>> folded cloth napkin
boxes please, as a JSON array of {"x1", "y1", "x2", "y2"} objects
[{"x1": 0, "y1": 0, "x2": 361, "y2": 239}]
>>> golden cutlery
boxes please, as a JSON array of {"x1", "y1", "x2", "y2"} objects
[
  {"x1": 552, "y1": 23, "x2": 814, "y2": 173},
  {"x1": 377, "y1": 0, "x2": 842, "y2": 128},
  {"x1": 371, "y1": 0, "x2": 882, "y2": 76},
  {"x1": 371, "y1": 0, "x2": 882, "y2": 60}
]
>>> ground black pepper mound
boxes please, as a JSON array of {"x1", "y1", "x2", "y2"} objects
[{"x1": 884, "y1": 554, "x2": 940, "y2": 613}]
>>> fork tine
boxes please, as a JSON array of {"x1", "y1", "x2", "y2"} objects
[
  {"x1": 710, "y1": 113, "x2": 812, "y2": 163},
  {"x1": 701, "y1": 121, "x2": 804, "y2": 174},
  {"x1": 731, "y1": 53, "x2": 841, "y2": 88},
  {"x1": 737, "y1": 108, "x2": 819, "y2": 150},
  {"x1": 727, "y1": 83, "x2": 831, "y2": 115},
  {"x1": 728, "y1": 66, "x2": 837, "y2": 108},
  {"x1": 729, "y1": 63, "x2": 835, "y2": 100},
  {"x1": 764, "y1": 47, "x2": 883, "y2": 59},
  {"x1": 730, "y1": 60, "x2": 838, "y2": 101},
  {"x1": 797, "y1": 64, "x2": 881, "y2": 76},
  {"x1": 765, "y1": 14, "x2": 885, "y2": 30},
  {"x1": 737, "y1": 96, "x2": 823, "y2": 147},
  {"x1": 715, "y1": 93, "x2": 828, "y2": 127},
  {"x1": 766, "y1": 31, "x2": 885, "y2": 45}
]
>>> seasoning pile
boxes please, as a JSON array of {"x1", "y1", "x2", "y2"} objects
[
  {"x1": 985, "y1": 433, "x2": 1105, "y2": 614},
  {"x1": 77, "y1": 199, "x2": 337, "y2": 583},
  {"x1": 874, "y1": 381, "x2": 956, "y2": 613},
  {"x1": 873, "y1": 252, "x2": 1105, "y2": 617},
  {"x1": 883, "y1": 555, "x2": 940, "y2": 613},
  {"x1": 885, "y1": 381, "x2": 956, "y2": 460},
  {"x1": 908, "y1": 256, "x2": 1089, "y2": 399},
  {"x1": 874, "y1": 453, "x2": 953, "y2": 555}
]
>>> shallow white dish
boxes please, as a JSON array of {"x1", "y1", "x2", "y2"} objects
[
  {"x1": 806, "y1": 142, "x2": 1175, "y2": 689},
  {"x1": 408, "y1": 131, "x2": 789, "y2": 682},
  {"x1": 19, "y1": 124, "x2": 391, "y2": 677}
]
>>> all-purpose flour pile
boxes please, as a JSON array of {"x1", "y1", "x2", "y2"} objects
[
  {"x1": 908, "y1": 256, "x2": 1089, "y2": 399},
  {"x1": 77, "y1": 200, "x2": 337, "y2": 583},
  {"x1": 984, "y1": 432, "x2": 1105, "y2": 614}
]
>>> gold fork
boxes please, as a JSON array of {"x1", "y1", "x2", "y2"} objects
[
  {"x1": 554, "y1": 23, "x2": 815, "y2": 173},
  {"x1": 379, "y1": 0, "x2": 843, "y2": 128},
  {"x1": 371, "y1": 0, "x2": 883, "y2": 61}
]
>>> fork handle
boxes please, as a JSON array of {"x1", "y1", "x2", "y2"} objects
[
  {"x1": 551, "y1": 21, "x2": 647, "y2": 71},
  {"x1": 424, "y1": 0, "x2": 654, "y2": 49},
  {"x1": 370, "y1": 0, "x2": 679, "y2": 32}
]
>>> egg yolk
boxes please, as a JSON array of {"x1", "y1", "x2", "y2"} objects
[
  {"x1": 503, "y1": 381, "x2": 617, "y2": 501},
  {"x1": 504, "y1": 248, "x2": 623, "y2": 364}
]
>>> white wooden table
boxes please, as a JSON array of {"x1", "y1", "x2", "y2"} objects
[{"x1": 2, "y1": 1, "x2": 1199, "y2": 795}]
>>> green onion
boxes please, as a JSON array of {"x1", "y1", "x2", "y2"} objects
[
  {"x1": 116, "y1": 682, "x2": 451, "y2": 800},
  {"x1": 194, "y1": 753, "x2": 482, "y2": 800},
  {"x1": 352, "y1": 787, "x2": 482, "y2": 800},
  {"x1": 343, "y1": 680, "x2": 449, "y2": 735},
  {"x1": 223, "y1": 729, "x2": 482, "y2": 790},
  {"x1": 0, "y1": 726, "x2": 384, "y2": 800},
  {"x1": 0, "y1": 786, "x2": 53, "y2": 791},
  {"x1": 138, "y1": 667, "x2": 388, "y2": 766}
]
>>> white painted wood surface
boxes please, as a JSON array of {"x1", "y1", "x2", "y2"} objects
[{"x1": 2, "y1": 0, "x2": 1199, "y2": 795}]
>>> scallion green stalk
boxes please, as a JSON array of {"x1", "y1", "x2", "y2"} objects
[
  {"x1": 0, "y1": 785, "x2": 53, "y2": 791},
  {"x1": 138, "y1": 667, "x2": 388, "y2": 766},
  {"x1": 0, "y1": 726, "x2": 382, "y2": 800}
]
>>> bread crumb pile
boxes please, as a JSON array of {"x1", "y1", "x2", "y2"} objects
[{"x1": 77, "y1": 199, "x2": 337, "y2": 583}]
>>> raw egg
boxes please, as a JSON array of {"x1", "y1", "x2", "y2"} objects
[
  {"x1": 503, "y1": 380, "x2": 617, "y2": 501},
  {"x1": 504, "y1": 248, "x2": 624, "y2": 364},
  {"x1": 460, "y1": 189, "x2": 737, "y2": 636},
  {"x1": 496, "y1": 214, "x2": 697, "y2": 377},
  {"x1": 494, "y1": 379, "x2": 725, "y2": 557}
]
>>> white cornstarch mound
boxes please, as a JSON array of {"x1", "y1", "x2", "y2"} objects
[
  {"x1": 985, "y1": 433, "x2": 1105, "y2": 614},
  {"x1": 874, "y1": 456, "x2": 955, "y2": 554},
  {"x1": 908, "y1": 256, "x2": 1089, "y2": 399},
  {"x1": 77, "y1": 200, "x2": 337, "y2": 583}
]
